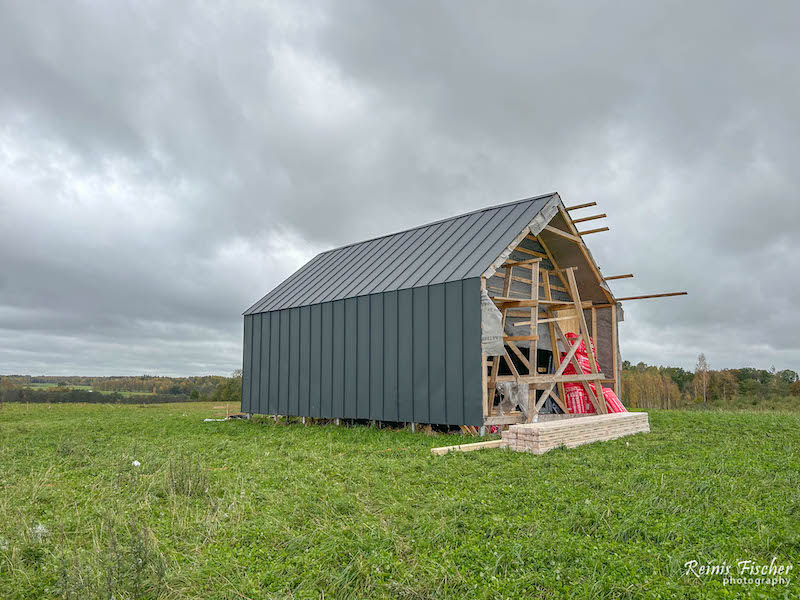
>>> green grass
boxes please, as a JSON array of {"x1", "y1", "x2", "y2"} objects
[
  {"x1": 21, "y1": 383, "x2": 154, "y2": 396},
  {"x1": 0, "y1": 403, "x2": 798, "y2": 599}
]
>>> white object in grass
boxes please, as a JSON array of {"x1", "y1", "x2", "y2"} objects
[{"x1": 132, "y1": 460, "x2": 141, "y2": 467}]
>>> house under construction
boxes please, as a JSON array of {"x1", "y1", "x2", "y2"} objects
[{"x1": 241, "y1": 193, "x2": 684, "y2": 430}]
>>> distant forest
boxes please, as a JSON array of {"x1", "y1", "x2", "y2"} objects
[
  {"x1": 3, "y1": 359, "x2": 799, "y2": 411},
  {"x1": 623, "y1": 354, "x2": 800, "y2": 410},
  {"x1": 0, "y1": 373, "x2": 242, "y2": 405}
]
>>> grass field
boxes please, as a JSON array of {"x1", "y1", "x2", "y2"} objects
[
  {"x1": 0, "y1": 403, "x2": 798, "y2": 599},
  {"x1": 21, "y1": 383, "x2": 155, "y2": 397}
]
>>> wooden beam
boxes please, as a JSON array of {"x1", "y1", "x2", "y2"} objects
[
  {"x1": 566, "y1": 202, "x2": 597, "y2": 211},
  {"x1": 492, "y1": 299, "x2": 567, "y2": 308},
  {"x1": 572, "y1": 213, "x2": 606, "y2": 224},
  {"x1": 495, "y1": 373, "x2": 608, "y2": 383},
  {"x1": 487, "y1": 270, "x2": 569, "y2": 293},
  {"x1": 506, "y1": 340, "x2": 531, "y2": 371},
  {"x1": 612, "y1": 304, "x2": 620, "y2": 397},
  {"x1": 543, "y1": 225, "x2": 581, "y2": 243},
  {"x1": 616, "y1": 292, "x2": 687, "y2": 301},
  {"x1": 484, "y1": 415, "x2": 524, "y2": 425},
  {"x1": 504, "y1": 335, "x2": 539, "y2": 342},
  {"x1": 578, "y1": 227, "x2": 610, "y2": 236},
  {"x1": 541, "y1": 268, "x2": 566, "y2": 408},
  {"x1": 512, "y1": 246, "x2": 548, "y2": 259},
  {"x1": 514, "y1": 315, "x2": 575, "y2": 326},
  {"x1": 604, "y1": 274, "x2": 633, "y2": 281},
  {"x1": 431, "y1": 440, "x2": 504, "y2": 456},
  {"x1": 503, "y1": 257, "x2": 542, "y2": 267}
]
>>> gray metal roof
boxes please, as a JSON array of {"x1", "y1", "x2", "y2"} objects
[{"x1": 244, "y1": 192, "x2": 558, "y2": 314}]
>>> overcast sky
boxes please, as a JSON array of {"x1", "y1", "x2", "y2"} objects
[{"x1": 1, "y1": 1, "x2": 799, "y2": 376}]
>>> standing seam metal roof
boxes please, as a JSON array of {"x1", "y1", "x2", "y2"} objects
[{"x1": 244, "y1": 192, "x2": 558, "y2": 314}]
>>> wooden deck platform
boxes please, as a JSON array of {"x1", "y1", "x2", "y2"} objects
[{"x1": 501, "y1": 412, "x2": 649, "y2": 454}]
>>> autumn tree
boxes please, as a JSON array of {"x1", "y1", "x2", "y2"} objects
[{"x1": 694, "y1": 353, "x2": 710, "y2": 403}]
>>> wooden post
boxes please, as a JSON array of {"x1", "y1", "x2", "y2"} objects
[
  {"x1": 612, "y1": 303, "x2": 620, "y2": 398},
  {"x1": 565, "y1": 268, "x2": 607, "y2": 414},
  {"x1": 542, "y1": 269, "x2": 566, "y2": 408}
]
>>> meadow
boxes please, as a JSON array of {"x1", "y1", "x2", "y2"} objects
[
  {"x1": 0, "y1": 402, "x2": 798, "y2": 599},
  {"x1": 19, "y1": 383, "x2": 155, "y2": 397}
]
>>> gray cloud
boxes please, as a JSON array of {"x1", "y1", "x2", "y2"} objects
[{"x1": 1, "y1": 0, "x2": 798, "y2": 375}]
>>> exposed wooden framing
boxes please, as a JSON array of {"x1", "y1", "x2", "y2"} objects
[
  {"x1": 506, "y1": 340, "x2": 531, "y2": 371},
  {"x1": 529, "y1": 258, "x2": 539, "y2": 408},
  {"x1": 488, "y1": 264, "x2": 515, "y2": 413},
  {"x1": 482, "y1": 206, "x2": 627, "y2": 425},
  {"x1": 431, "y1": 439, "x2": 505, "y2": 456},
  {"x1": 503, "y1": 350, "x2": 521, "y2": 378},
  {"x1": 504, "y1": 334, "x2": 539, "y2": 342},
  {"x1": 573, "y1": 213, "x2": 606, "y2": 224},
  {"x1": 503, "y1": 257, "x2": 542, "y2": 267},
  {"x1": 480, "y1": 278, "x2": 490, "y2": 418},
  {"x1": 484, "y1": 414, "x2": 525, "y2": 425},
  {"x1": 512, "y1": 246, "x2": 548, "y2": 259},
  {"x1": 530, "y1": 335, "x2": 583, "y2": 414},
  {"x1": 493, "y1": 298, "x2": 592, "y2": 310},
  {"x1": 612, "y1": 303, "x2": 620, "y2": 396},
  {"x1": 487, "y1": 271, "x2": 568, "y2": 293},
  {"x1": 544, "y1": 225, "x2": 581, "y2": 243},
  {"x1": 616, "y1": 292, "x2": 688, "y2": 301},
  {"x1": 550, "y1": 319, "x2": 606, "y2": 412},
  {"x1": 513, "y1": 315, "x2": 573, "y2": 326},
  {"x1": 578, "y1": 227, "x2": 610, "y2": 236},
  {"x1": 533, "y1": 234, "x2": 571, "y2": 293},
  {"x1": 565, "y1": 268, "x2": 607, "y2": 414},
  {"x1": 605, "y1": 274, "x2": 634, "y2": 281},
  {"x1": 555, "y1": 205, "x2": 615, "y2": 304},
  {"x1": 542, "y1": 268, "x2": 566, "y2": 405},
  {"x1": 566, "y1": 202, "x2": 597, "y2": 211}
]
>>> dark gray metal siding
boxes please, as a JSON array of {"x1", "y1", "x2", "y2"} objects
[{"x1": 242, "y1": 278, "x2": 483, "y2": 425}]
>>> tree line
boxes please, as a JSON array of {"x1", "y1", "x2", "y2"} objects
[
  {"x1": 0, "y1": 372, "x2": 242, "y2": 406},
  {"x1": 622, "y1": 353, "x2": 800, "y2": 410}
]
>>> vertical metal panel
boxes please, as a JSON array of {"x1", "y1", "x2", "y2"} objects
[
  {"x1": 332, "y1": 300, "x2": 345, "y2": 418},
  {"x1": 289, "y1": 308, "x2": 300, "y2": 415},
  {"x1": 344, "y1": 298, "x2": 358, "y2": 418},
  {"x1": 259, "y1": 313, "x2": 270, "y2": 415},
  {"x1": 397, "y1": 289, "x2": 414, "y2": 421},
  {"x1": 242, "y1": 315, "x2": 252, "y2": 413},
  {"x1": 462, "y1": 278, "x2": 483, "y2": 424},
  {"x1": 357, "y1": 295, "x2": 370, "y2": 419},
  {"x1": 250, "y1": 313, "x2": 261, "y2": 415},
  {"x1": 279, "y1": 310, "x2": 290, "y2": 414},
  {"x1": 244, "y1": 276, "x2": 484, "y2": 425},
  {"x1": 268, "y1": 311, "x2": 280, "y2": 413},
  {"x1": 369, "y1": 294, "x2": 383, "y2": 420},
  {"x1": 428, "y1": 283, "x2": 446, "y2": 424},
  {"x1": 412, "y1": 287, "x2": 429, "y2": 422},
  {"x1": 382, "y1": 291, "x2": 399, "y2": 421},
  {"x1": 321, "y1": 302, "x2": 333, "y2": 418},
  {"x1": 299, "y1": 306, "x2": 311, "y2": 415},
  {"x1": 444, "y1": 281, "x2": 464, "y2": 424},
  {"x1": 309, "y1": 304, "x2": 322, "y2": 417}
]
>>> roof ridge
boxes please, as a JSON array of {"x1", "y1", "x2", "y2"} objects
[{"x1": 318, "y1": 192, "x2": 557, "y2": 255}]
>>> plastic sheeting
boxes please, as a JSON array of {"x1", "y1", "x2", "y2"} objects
[
  {"x1": 496, "y1": 381, "x2": 530, "y2": 414},
  {"x1": 481, "y1": 289, "x2": 505, "y2": 356}
]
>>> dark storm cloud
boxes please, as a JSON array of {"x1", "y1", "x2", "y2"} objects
[{"x1": 1, "y1": 0, "x2": 798, "y2": 375}]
